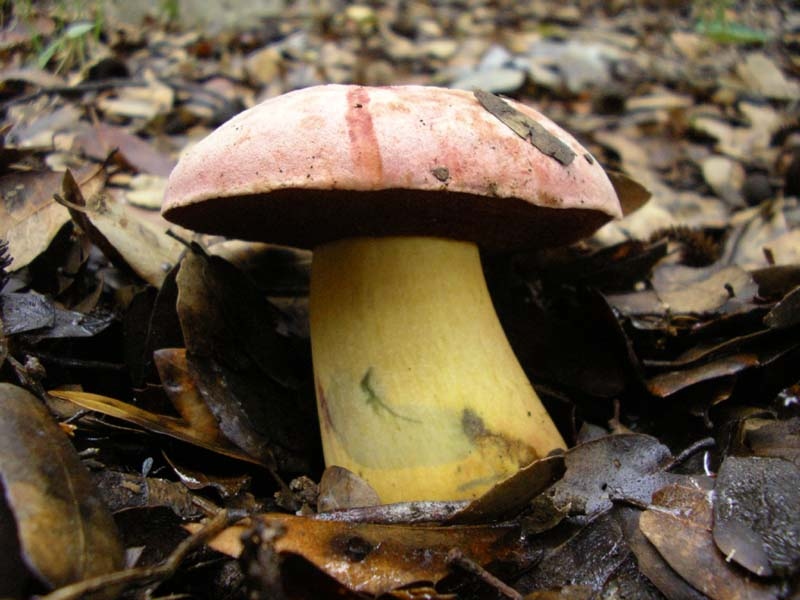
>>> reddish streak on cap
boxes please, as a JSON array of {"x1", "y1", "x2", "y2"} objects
[{"x1": 345, "y1": 86, "x2": 383, "y2": 185}]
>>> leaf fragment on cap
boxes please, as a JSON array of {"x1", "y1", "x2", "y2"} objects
[{"x1": 474, "y1": 89, "x2": 576, "y2": 166}]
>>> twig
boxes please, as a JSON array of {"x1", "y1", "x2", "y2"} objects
[
  {"x1": 35, "y1": 509, "x2": 232, "y2": 600},
  {"x1": 0, "y1": 78, "x2": 149, "y2": 111},
  {"x1": 446, "y1": 548, "x2": 523, "y2": 600},
  {"x1": 665, "y1": 437, "x2": 716, "y2": 471},
  {"x1": 313, "y1": 500, "x2": 471, "y2": 524}
]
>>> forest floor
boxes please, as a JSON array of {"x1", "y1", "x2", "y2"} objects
[{"x1": 1, "y1": 1, "x2": 799, "y2": 598}]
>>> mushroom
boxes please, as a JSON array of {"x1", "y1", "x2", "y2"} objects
[{"x1": 162, "y1": 84, "x2": 623, "y2": 503}]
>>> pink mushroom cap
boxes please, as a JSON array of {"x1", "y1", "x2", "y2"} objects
[{"x1": 162, "y1": 84, "x2": 622, "y2": 250}]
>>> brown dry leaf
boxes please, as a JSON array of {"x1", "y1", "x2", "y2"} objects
[
  {"x1": 91, "y1": 470, "x2": 203, "y2": 518},
  {"x1": 736, "y1": 53, "x2": 800, "y2": 101},
  {"x1": 646, "y1": 353, "x2": 760, "y2": 398},
  {"x1": 617, "y1": 505, "x2": 708, "y2": 600},
  {"x1": 713, "y1": 456, "x2": 800, "y2": 578},
  {"x1": 593, "y1": 130, "x2": 729, "y2": 245},
  {"x1": 47, "y1": 388, "x2": 267, "y2": 466},
  {"x1": 651, "y1": 264, "x2": 758, "y2": 316},
  {"x1": 639, "y1": 483, "x2": 778, "y2": 600},
  {"x1": 197, "y1": 513, "x2": 522, "y2": 596},
  {"x1": 0, "y1": 383, "x2": 124, "y2": 592},
  {"x1": 317, "y1": 466, "x2": 381, "y2": 512},
  {"x1": 723, "y1": 198, "x2": 800, "y2": 269},
  {"x1": 745, "y1": 417, "x2": 800, "y2": 463},
  {"x1": 1, "y1": 170, "x2": 74, "y2": 270},
  {"x1": 690, "y1": 102, "x2": 782, "y2": 162},
  {"x1": 606, "y1": 169, "x2": 651, "y2": 217},
  {"x1": 123, "y1": 173, "x2": 169, "y2": 209},
  {"x1": 153, "y1": 347, "x2": 222, "y2": 444},
  {"x1": 474, "y1": 89, "x2": 576, "y2": 165},
  {"x1": 95, "y1": 73, "x2": 174, "y2": 121},
  {"x1": 72, "y1": 122, "x2": 176, "y2": 177},
  {"x1": 60, "y1": 168, "x2": 183, "y2": 288},
  {"x1": 5, "y1": 99, "x2": 82, "y2": 148},
  {"x1": 446, "y1": 454, "x2": 564, "y2": 526}
]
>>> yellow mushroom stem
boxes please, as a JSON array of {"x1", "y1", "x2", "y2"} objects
[{"x1": 309, "y1": 236, "x2": 566, "y2": 503}]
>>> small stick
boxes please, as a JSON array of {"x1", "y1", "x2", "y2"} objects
[
  {"x1": 446, "y1": 548, "x2": 523, "y2": 600},
  {"x1": 36, "y1": 509, "x2": 232, "y2": 600}
]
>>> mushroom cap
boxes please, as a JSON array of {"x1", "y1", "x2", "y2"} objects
[{"x1": 163, "y1": 84, "x2": 622, "y2": 251}]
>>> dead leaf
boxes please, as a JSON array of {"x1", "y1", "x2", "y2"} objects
[
  {"x1": 5, "y1": 100, "x2": 82, "y2": 148},
  {"x1": 690, "y1": 102, "x2": 781, "y2": 162},
  {"x1": 176, "y1": 249, "x2": 314, "y2": 472},
  {"x1": 646, "y1": 353, "x2": 759, "y2": 397},
  {"x1": 72, "y1": 123, "x2": 176, "y2": 177},
  {"x1": 317, "y1": 466, "x2": 380, "y2": 512},
  {"x1": 651, "y1": 264, "x2": 757, "y2": 316},
  {"x1": 474, "y1": 89, "x2": 576, "y2": 165},
  {"x1": 91, "y1": 470, "x2": 204, "y2": 518},
  {"x1": 153, "y1": 347, "x2": 222, "y2": 444},
  {"x1": 176, "y1": 248, "x2": 298, "y2": 389},
  {"x1": 94, "y1": 73, "x2": 174, "y2": 121},
  {"x1": 198, "y1": 513, "x2": 523, "y2": 596},
  {"x1": 617, "y1": 505, "x2": 708, "y2": 600},
  {"x1": 606, "y1": 169, "x2": 651, "y2": 217},
  {"x1": 745, "y1": 417, "x2": 800, "y2": 463},
  {"x1": 446, "y1": 454, "x2": 564, "y2": 526},
  {"x1": 639, "y1": 482, "x2": 778, "y2": 600},
  {"x1": 0, "y1": 383, "x2": 124, "y2": 591},
  {"x1": 1, "y1": 291, "x2": 114, "y2": 340},
  {"x1": 547, "y1": 434, "x2": 676, "y2": 517},
  {"x1": 763, "y1": 284, "x2": 800, "y2": 329},
  {"x1": 60, "y1": 168, "x2": 183, "y2": 288},
  {"x1": 515, "y1": 510, "x2": 632, "y2": 595},
  {"x1": 736, "y1": 53, "x2": 800, "y2": 100},
  {"x1": 0, "y1": 170, "x2": 71, "y2": 270},
  {"x1": 713, "y1": 456, "x2": 800, "y2": 578},
  {"x1": 47, "y1": 388, "x2": 267, "y2": 466}
]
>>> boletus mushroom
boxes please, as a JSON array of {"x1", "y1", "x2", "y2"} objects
[{"x1": 162, "y1": 84, "x2": 623, "y2": 503}]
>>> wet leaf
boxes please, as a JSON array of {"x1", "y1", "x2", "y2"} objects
[
  {"x1": 515, "y1": 510, "x2": 631, "y2": 595},
  {"x1": 547, "y1": 434, "x2": 676, "y2": 517},
  {"x1": 1, "y1": 291, "x2": 114, "y2": 340},
  {"x1": 0, "y1": 291, "x2": 54, "y2": 334},
  {"x1": 91, "y1": 470, "x2": 203, "y2": 518},
  {"x1": 713, "y1": 456, "x2": 800, "y2": 578},
  {"x1": 639, "y1": 482, "x2": 778, "y2": 600},
  {"x1": 617, "y1": 505, "x2": 708, "y2": 600},
  {"x1": 0, "y1": 383, "x2": 124, "y2": 591},
  {"x1": 199, "y1": 513, "x2": 523, "y2": 596},
  {"x1": 745, "y1": 417, "x2": 800, "y2": 463},
  {"x1": 646, "y1": 354, "x2": 756, "y2": 398},
  {"x1": 763, "y1": 284, "x2": 800, "y2": 329}
]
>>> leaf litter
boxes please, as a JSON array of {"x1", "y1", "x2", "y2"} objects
[{"x1": 0, "y1": 0, "x2": 799, "y2": 598}]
